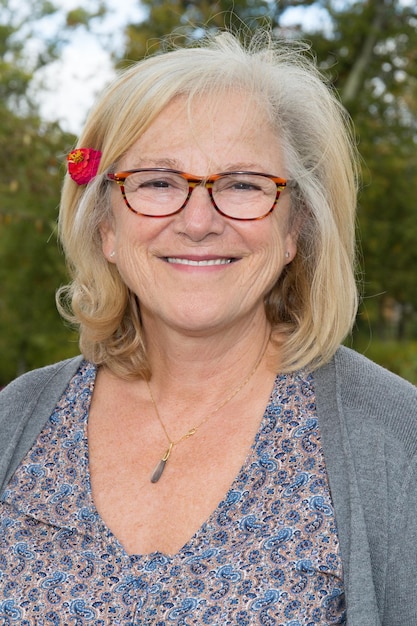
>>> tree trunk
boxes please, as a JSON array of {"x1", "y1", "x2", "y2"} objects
[{"x1": 341, "y1": 0, "x2": 386, "y2": 105}]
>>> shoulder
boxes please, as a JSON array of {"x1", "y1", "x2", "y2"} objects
[
  {"x1": 0, "y1": 356, "x2": 84, "y2": 492},
  {"x1": 0, "y1": 356, "x2": 84, "y2": 409},
  {"x1": 316, "y1": 345, "x2": 416, "y2": 406},
  {"x1": 315, "y1": 345, "x2": 417, "y2": 455},
  {"x1": 317, "y1": 343, "x2": 414, "y2": 389},
  {"x1": 315, "y1": 349, "x2": 417, "y2": 623},
  {"x1": 335, "y1": 345, "x2": 415, "y2": 419},
  {"x1": 0, "y1": 356, "x2": 85, "y2": 435}
]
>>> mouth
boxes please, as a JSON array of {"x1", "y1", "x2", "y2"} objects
[{"x1": 164, "y1": 257, "x2": 237, "y2": 266}]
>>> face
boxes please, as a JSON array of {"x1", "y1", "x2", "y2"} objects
[{"x1": 101, "y1": 92, "x2": 297, "y2": 338}]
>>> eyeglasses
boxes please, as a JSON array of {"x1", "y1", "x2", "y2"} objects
[{"x1": 106, "y1": 168, "x2": 288, "y2": 221}]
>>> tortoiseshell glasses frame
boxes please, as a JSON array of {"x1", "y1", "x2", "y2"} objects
[{"x1": 106, "y1": 168, "x2": 289, "y2": 221}]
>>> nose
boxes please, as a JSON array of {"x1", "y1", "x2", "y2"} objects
[{"x1": 173, "y1": 184, "x2": 226, "y2": 241}]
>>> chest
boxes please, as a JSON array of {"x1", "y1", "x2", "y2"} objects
[{"x1": 0, "y1": 363, "x2": 346, "y2": 623}]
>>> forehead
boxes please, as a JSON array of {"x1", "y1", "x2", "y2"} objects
[
  {"x1": 156, "y1": 90, "x2": 270, "y2": 130},
  {"x1": 123, "y1": 91, "x2": 283, "y2": 173}
]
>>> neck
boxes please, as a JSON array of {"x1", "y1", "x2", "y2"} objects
[
  {"x1": 145, "y1": 330, "x2": 271, "y2": 483},
  {"x1": 142, "y1": 314, "x2": 274, "y2": 399}
]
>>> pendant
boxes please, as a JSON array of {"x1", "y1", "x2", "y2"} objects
[{"x1": 150, "y1": 443, "x2": 173, "y2": 483}]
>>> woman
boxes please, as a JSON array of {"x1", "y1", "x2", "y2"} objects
[{"x1": 0, "y1": 30, "x2": 416, "y2": 625}]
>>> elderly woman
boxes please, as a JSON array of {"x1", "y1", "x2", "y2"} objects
[{"x1": 0, "y1": 30, "x2": 416, "y2": 625}]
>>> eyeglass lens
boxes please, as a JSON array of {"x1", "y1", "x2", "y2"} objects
[{"x1": 120, "y1": 170, "x2": 283, "y2": 219}]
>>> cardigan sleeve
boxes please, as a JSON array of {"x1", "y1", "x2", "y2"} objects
[
  {"x1": 383, "y1": 452, "x2": 417, "y2": 624},
  {"x1": 315, "y1": 346, "x2": 417, "y2": 626},
  {"x1": 0, "y1": 356, "x2": 84, "y2": 494}
]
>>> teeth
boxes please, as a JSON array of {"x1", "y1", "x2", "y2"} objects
[{"x1": 166, "y1": 257, "x2": 232, "y2": 266}]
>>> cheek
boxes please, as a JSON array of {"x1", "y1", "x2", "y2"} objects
[
  {"x1": 240, "y1": 229, "x2": 288, "y2": 289},
  {"x1": 111, "y1": 223, "x2": 165, "y2": 293},
  {"x1": 112, "y1": 246, "x2": 154, "y2": 301},
  {"x1": 249, "y1": 219, "x2": 289, "y2": 263},
  {"x1": 116, "y1": 239, "x2": 148, "y2": 274},
  {"x1": 108, "y1": 209, "x2": 163, "y2": 256}
]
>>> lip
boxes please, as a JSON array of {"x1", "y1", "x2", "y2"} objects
[{"x1": 162, "y1": 255, "x2": 240, "y2": 268}]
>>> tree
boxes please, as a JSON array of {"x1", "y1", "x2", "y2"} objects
[
  {"x1": 121, "y1": 0, "x2": 279, "y2": 63},
  {"x1": 305, "y1": 0, "x2": 417, "y2": 337},
  {"x1": 0, "y1": 0, "x2": 79, "y2": 384},
  {"x1": 0, "y1": 0, "x2": 117, "y2": 383},
  {"x1": 0, "y1": 109, "x2": 81, "y2": 384}
]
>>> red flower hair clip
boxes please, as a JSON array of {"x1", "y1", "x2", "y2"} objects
[{"x1": 67, "y1": 148, "x2": 102, "y2": 185}]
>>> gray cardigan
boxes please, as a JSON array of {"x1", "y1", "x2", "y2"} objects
[{"x1": 1, "y1": 346, "x2": 416, "y2": 625}]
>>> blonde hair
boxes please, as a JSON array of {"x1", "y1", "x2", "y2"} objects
[{"x1": 57, "y1": 29, "x2": 359, "y2": 378}]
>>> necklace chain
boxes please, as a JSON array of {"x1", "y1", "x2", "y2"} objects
[{"x1": 146, "y1": 340, "x2": 268, "y2": 483}]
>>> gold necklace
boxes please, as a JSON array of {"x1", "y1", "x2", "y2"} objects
[{"x1": 146, "y1": 341, "x2": 268, "y2": 483}]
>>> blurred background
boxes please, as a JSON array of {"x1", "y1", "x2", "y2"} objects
[{"x1": 0, "y1": 0, "x2": 416, "y2": 385}]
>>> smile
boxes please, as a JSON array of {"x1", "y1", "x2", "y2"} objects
[{"x1": 165, "y1": 257, "x2": 234, "y2": 266}]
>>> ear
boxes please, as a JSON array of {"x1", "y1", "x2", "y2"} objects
[
  {"x1": 99, "y1": 221, "x2": 116, "y2": 263},
  {"x1": 284, "y1": 230, "x2": 297, "y2": 265}
]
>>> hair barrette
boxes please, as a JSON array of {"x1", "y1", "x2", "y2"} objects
[{"x1": 67, "y1": 148, "x2": 102, "y2": 185}]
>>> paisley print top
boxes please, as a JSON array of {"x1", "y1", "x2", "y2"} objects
[{"x1": 0, "y1": 361, "x2": 345, "y2": 625}]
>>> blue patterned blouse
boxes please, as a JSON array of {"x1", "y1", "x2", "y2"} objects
[{"x1": 0, "y1": 361, "x2": 345, "y2": 625}]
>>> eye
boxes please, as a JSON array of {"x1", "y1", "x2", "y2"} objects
[
  {"x1": 141, "y1": 178, "x2": 172, "y2": 189},
  {"x1": 125, "y1": 173, "x2": 184, "y2": 193},
  {"x1": 217, "y1": 176, "x2": 264, "y2": 193},
  {"x1": 231, "y1": 181, "x2": 261, "y2": 191}
]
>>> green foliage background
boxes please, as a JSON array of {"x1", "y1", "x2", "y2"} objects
[{"x1": 1, "y1": 0, "x2": 416, "y2": 385}]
